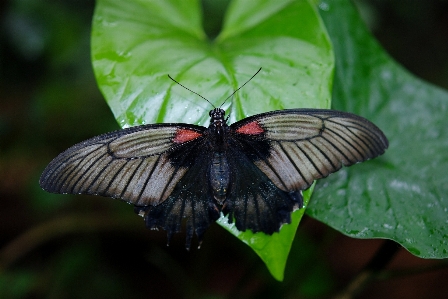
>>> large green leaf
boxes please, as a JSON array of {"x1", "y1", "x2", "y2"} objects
[
  {"x1": 91, "y1": 0, "x2": 333, "y2": 280},
  {"x1": 307, "y1": 0, "x2": 448, "y2": 258}
]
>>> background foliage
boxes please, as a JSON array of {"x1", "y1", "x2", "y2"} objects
[{"x1": 1, "y1": 0, "x2": 448, "y2": 298}]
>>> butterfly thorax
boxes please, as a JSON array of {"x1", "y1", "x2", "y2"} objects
[{"x1": 208, "y1": 108, "x2": 228, "y2": 146}]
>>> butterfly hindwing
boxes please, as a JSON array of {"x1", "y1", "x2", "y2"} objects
[
  {"x1": 230, "y1": 108, "x2": 388, "y2": 193},
  {"x1": 136, "y1": 137, "x2": 221, "y2": 249},
  {"x1": 222, "y1": 140, "x2": 302, "y2": 234},
  {"x1": 40, "y1": 124, "x2": 206, "y2": 207}
]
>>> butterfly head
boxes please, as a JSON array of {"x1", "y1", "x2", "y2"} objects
[
  {"x1": 208, "y1": 108, "x2": 228, "y2": 140},
  {"x1": 209, "y1": 108, "x2": 226, "y2": 124}
]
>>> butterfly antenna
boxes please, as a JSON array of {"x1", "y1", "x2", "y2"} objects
[
  {"x1": 168, "y1": 74, "x2": 216, "y2": 108},
  {"x1": 219, "y1": 67, "x2": 262, "y2": 108}
]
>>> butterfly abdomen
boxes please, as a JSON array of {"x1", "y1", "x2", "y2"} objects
[{"x1": 209, "y1": 151, "x2": 230, "y2": 204}]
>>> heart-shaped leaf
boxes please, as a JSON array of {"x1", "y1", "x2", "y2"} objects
[{"x1": 92, "y1": 0, "x2": 333, "y2": 280}]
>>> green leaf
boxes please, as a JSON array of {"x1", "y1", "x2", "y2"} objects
[
  {"x1": 218, "y1": 185, "x2": 314, "y2": 280},
  {"x1": 92, "y1": 0, "x2": 333, "y2": 280},
  {"x1": 307, "y1": 0, "x2": 448, "y2": 258}
]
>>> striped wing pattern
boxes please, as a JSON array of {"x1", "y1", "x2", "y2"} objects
[
  {"x1": 231, "y1": 109, "x2": 389, "y2": 193},
  {"x1": 136, "y1": 149, "x2": 221, "y2": 248},
  {"x1": 40, "y1": 124, "x2": 205, "y2": 206}
]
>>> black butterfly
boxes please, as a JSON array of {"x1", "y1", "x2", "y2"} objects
[
  {"x1": 40, "y1": 69, "x2": 388, "y2": 249},
  {"x1": 40, "y1": 102, "x2": 388, "y2": 249}
]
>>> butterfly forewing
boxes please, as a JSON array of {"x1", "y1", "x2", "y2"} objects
[
  {"x1": 231, "y1": 109, "x2": 388, "y2": 193},
  {"x1": 40, "y1": 124, "x2": 205, "y2": 206}
]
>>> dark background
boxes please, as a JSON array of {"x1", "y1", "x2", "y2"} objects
[{"x1": 1, "y1": 0, "x2": 447, "y2": 298}]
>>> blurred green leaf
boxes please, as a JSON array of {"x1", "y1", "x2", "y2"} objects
[
  {"x1": 4, "y1": 0, "x2": 88, "y2": 65},
  {"x1": 47, "y1": 244, "x2": 129, "y2": 298},
  {"x1": 92, "y1": 0, "x2": 333, "y2": 280},
  {"x1": 307, "y1": 0, "x2": 448, "y2": 258},
  {"x1": 0, "y1": 270, "x2": 35, "y2": 298}
]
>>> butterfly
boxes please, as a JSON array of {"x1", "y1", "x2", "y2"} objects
[{"x1": 40, "y1": 73, "x2": 388, "y2": 250}]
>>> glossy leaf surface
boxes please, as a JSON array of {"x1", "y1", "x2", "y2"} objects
[
  {"x1": 308, "y1": 0, "x2": 448, "y2": 259},
  {"x1": 92, "y1": 0, "x2": 333, "y2": 280}
]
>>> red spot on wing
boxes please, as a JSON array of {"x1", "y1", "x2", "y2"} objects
[
  {"x1": 173, "y1": 129, "x2": 202, "y2": 143},
  {"x1": 236, "y1": 121, "x2": 264, "y2": 135}
]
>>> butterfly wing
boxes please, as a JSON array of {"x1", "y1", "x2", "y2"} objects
[
  {"x1": 225, "y1": 109, "x2": 388, "y2": 232},
  {"x1": 136, "y1": 141, "x2": 221, "y2": 249},
  {"x1": 230, "y1": 109, "x2": 388, "y2": 193},
  {"x1": 222, "y1": 141, "x2": 303, "y2": 234},
  {"x1": 40, "y1": 123, "x2": 222, "y2": 249},
  {"x1": 40, "y1": 108, "x2": 388, "y2": 245},
  {"x1": 40, "y1": 124, "x2": 207, "y2": 207}
]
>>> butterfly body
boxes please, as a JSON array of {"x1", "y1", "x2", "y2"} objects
[
  {"x1": 40, "y1": 108, "x2": 388, "y2": 249},
  {"x1": 204, "y1": 108, "x2": 230, "y2": 203}
]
